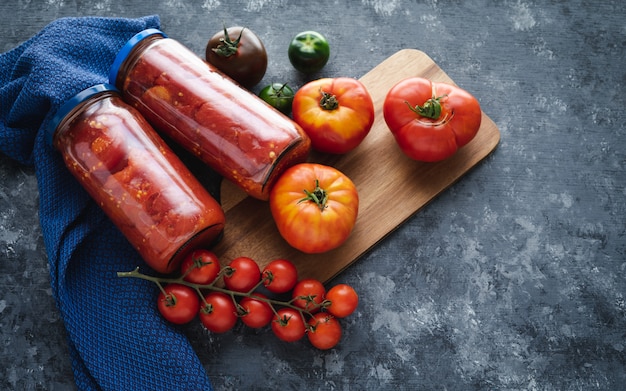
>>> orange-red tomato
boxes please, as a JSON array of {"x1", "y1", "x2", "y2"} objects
[
  {"x1": 292, "y1": 77, "x2": 374, "y2": 154},
  {"x1": 262, "y1": 259, "x2": 298, "y2": 294},
  {"x1": 269, "y1": 163, "x2": 359, "y2": 253},
  {"x1": 271, "y1": 308, "x2": 306, "y2": 342},
  {"x1": 325, "y1": 284, "x2": 358, "y2": 318},
  {"x1": 292, "y1": 278, "x2": 326, "y2": 313},
  {"x1": 239, "y1": 293, "x2": 273, "y2": 329},
  {"x1": 383, "y1": 77, "x2": 482, "y2": 162},
  {"x1": 307, "y1": 313, "x2": 342, "y2": 350}
]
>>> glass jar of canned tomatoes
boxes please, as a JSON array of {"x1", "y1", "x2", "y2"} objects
[
  {"x1": 109, "y1": 29, "x2": 310, "y2": 200},
  {"x1": 47, "y1": 84, "x2": 225, "y2": 274}
]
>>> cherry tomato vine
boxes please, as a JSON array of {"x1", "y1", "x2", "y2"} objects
[{"x1": 117, "y1": 253, "x2": 358, "y2": 350}]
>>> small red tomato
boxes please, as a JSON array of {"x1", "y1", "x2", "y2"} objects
[
  {"x1": 271, "y1": 308, "x2": 306, "y2": 342},
  {"x1": 307, "y1": 313, "x2": 342, "y2": 350},
  {"x1": 239, "y1": 293, "x2": 273, "y2": 329},
  {"x1": 223, "y1": 256, "x2": 261, "y2": 293},
  {"x1": 180, "y1": 249, "x2": 221, "y2": 285},
  {"x1": 292, "y1": 77, "x2": 374, "y2": 154},
  {"x1": 199, "y1": 292, "x2": 238, "y2": 333},
  {"x1": 157, "y1": 283, "x2": 200, "y2": 325},
  {"x1": 325, "y1": 284, "x2": 358, "y2": 318},
  {"x1": 292, "y1": 278, "x2": 326, "y2": 313},
  {"x1": 262, "y1": 259, "x2": 298, "y2": 294},
  {"x1": 383, "y1": 77, "x2": 482, "y2": 162}
]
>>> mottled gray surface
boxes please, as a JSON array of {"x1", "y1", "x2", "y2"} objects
[{"x1": 1, "y1": 0, "x2": 625, "y2": 390}]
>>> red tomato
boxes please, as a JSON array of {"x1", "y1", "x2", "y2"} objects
[
  {"x1": 223, "y1": 256, "x2": 261, "y2": 293},
  {"x1": 271, "y1": 308, "x2": 306, "y2": 342},
  {"x1": 383, "y1": 77, "x2": 482, "y2": 162},
  {"x1": 180, "y1": 249, "x2": 221, "y2": 285},
  {"x1": 157, "y1": 283, "x2": 200, "y2": 325},
  {"x1": 239, "y1": 293, "x2": 273, "y2": 329},
  {"x1": 262, "y1": 259, "x2": 298, "y2": 294},
  {"x1": 325, "y1": 284, "x2": 358, "y2": 318},
  {"x1": 269, "y1": 163, "x2": 359, "y2": 254},
  {"x1": 292, "y1": 77, "x2": 374, "y2": 154},
  {"x1": 199, "y1": 292, "x2": 238, "y2": 333},
  {"x1": 307, "y1": 313, "x2": 342, "y2": 350},
  {"x1": 292, "y1": 278, "x2": 326, "y2": 313}
]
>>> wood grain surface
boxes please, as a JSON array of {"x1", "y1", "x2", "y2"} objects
[{"x1": 214, "y1": 49, "x2": 500, "y2": 282}]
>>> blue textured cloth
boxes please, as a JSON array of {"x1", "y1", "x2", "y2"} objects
[{"x1": 0, "y1": 16, "x2": 214, "y2": 391}]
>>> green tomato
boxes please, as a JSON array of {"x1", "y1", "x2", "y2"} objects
[
  {"x1": 288, "y1": 31, "x2": 330, "y2": 74},
  {"x1": 258, "y1": 83, "x2": 295, "y2": 114}
]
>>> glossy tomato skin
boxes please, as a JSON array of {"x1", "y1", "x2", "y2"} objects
[
  {"x1": 269, "y1": 163, "x2": 359, "y2": 254},
  {"x1": 199, "y1": 292, "x2": 238, "y2": 333},
  {"x1": 262, "y1": 259, "x2": 299, "y2": 294},
  {"x1": 239, "y1": 293, "x2": 273, "y2": 329},
  {"x1": 325, "y1": 284, "x2": 358, "y2": 318},
  {"x1": 288, "y1": 31, "x2": 330, "y2": 74},
  {"x1": 292, "y1": 77, "x2": 375, "y2": 154},
  {"x1": 157, "y1": 284, "x2": 200, "y2": 325},
  {"x1": 307, "y1": 313, "x2": 342, "y2": 350},
  {"x1": 258, "y1": 83, "x2": 295, "y2": 115},
  {"x1": 180, "y1": 249, "x2": 221, "y2": 285},
  {"x1": 206, "y1": 26, "x2": 267, "y2": 88},
  {"x1": 271, "y1": 308, "x2": 306, "y2": 342},
  {"x1": 292, "y1": 278, "x2": 326, "y2": 313},
  {"x1": 223, "y1": 256, "x2": 261, "y2": 293},
  {"x1": 383, "y1": 77, "x2": 482, "y2": 162}
]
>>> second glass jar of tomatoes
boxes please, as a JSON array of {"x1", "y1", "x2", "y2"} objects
[
  {"x1": 109, "y1": 29, "x2": 311, "y2": 200},
  {"x1": 47, "y1": 84, "x2": 225, "y2": 274}
]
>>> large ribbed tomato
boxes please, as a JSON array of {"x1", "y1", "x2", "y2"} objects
[
  {"x1": 383, "y1": 77, "x2": 482, "y2": 162},
  {"x1": 269, "y1": 163, "x2": 358, "y2": 254}
]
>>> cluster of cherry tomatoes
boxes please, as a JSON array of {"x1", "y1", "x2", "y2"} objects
[{"x1": 149, "y1": 249, "x2": 358, "y2": 350}]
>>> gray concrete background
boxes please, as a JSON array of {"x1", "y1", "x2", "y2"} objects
[{"x1": 1, "y1": 1, "x2": 625, "y2": 390}]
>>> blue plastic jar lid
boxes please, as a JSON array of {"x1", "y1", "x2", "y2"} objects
[
  {"x1": 108, "y1": 28, "x2": 168, "y2": 87},
  {"x1": 46, "y1": 83, "x2": 118, "y2": 146}
]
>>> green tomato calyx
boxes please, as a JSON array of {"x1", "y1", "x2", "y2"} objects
[
  {"x1": 213, "y1": 26, "x2": 245, "y2": 58},
  {"x1": 271, "y1": 83, "x2": 293, "y2": 99},
  {"x1": 297, "y1": 33, "x2": 322, "y2": 52},
  {"x1": 319, "y1": 90, "x2": 339, "y2": 111},
  {"x1": 405, "y1": 94, "x2": 447, "y2": 120},
  {"x1": 164, "y1": 292, "x2": 178, "y2": 307},
  {"x1": 299, "y1": 179, "x2": 328, "y2": 211}
]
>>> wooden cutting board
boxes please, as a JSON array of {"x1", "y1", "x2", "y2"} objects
[{"x1": 213, "y1": 49, "x2": 500, "y2": 283}]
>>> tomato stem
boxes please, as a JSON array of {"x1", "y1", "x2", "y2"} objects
[
  {"x1": 405, "y1": 94, "x2": 447, "y2": 120},
  {"x1": 117, "y1": 268, "x2": 320, "y2": 321},
  {"x1": 298, "y1": 179, "x2": 328, "y2": 211},
  {"x1": 274, "y1": 83, "x2": 290, "y2": 97},
  {"x1": 212, "y1": 25, "x2": 245, "y2": 58},
  {"x1": 319, "y1": 90, "x2": 339, "y2": 110},
  {"x1": 195, "y1": 286, "x2": 209, "y2": 306},
  {"x1": 245, "y1": 277, "x2": 266, "y2": 295}
]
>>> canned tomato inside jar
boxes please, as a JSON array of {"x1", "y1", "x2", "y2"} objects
[
  {"x1": 109, "y1": 29, "x2": 311, "y2": 200},
  {"x1": 47, "y1": 84, "x2": 225, "y2": 274}
]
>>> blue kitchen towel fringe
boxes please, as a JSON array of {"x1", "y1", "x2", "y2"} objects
[{"x1": 0, "y1": 16, "x2": 214, "y2": 391}]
